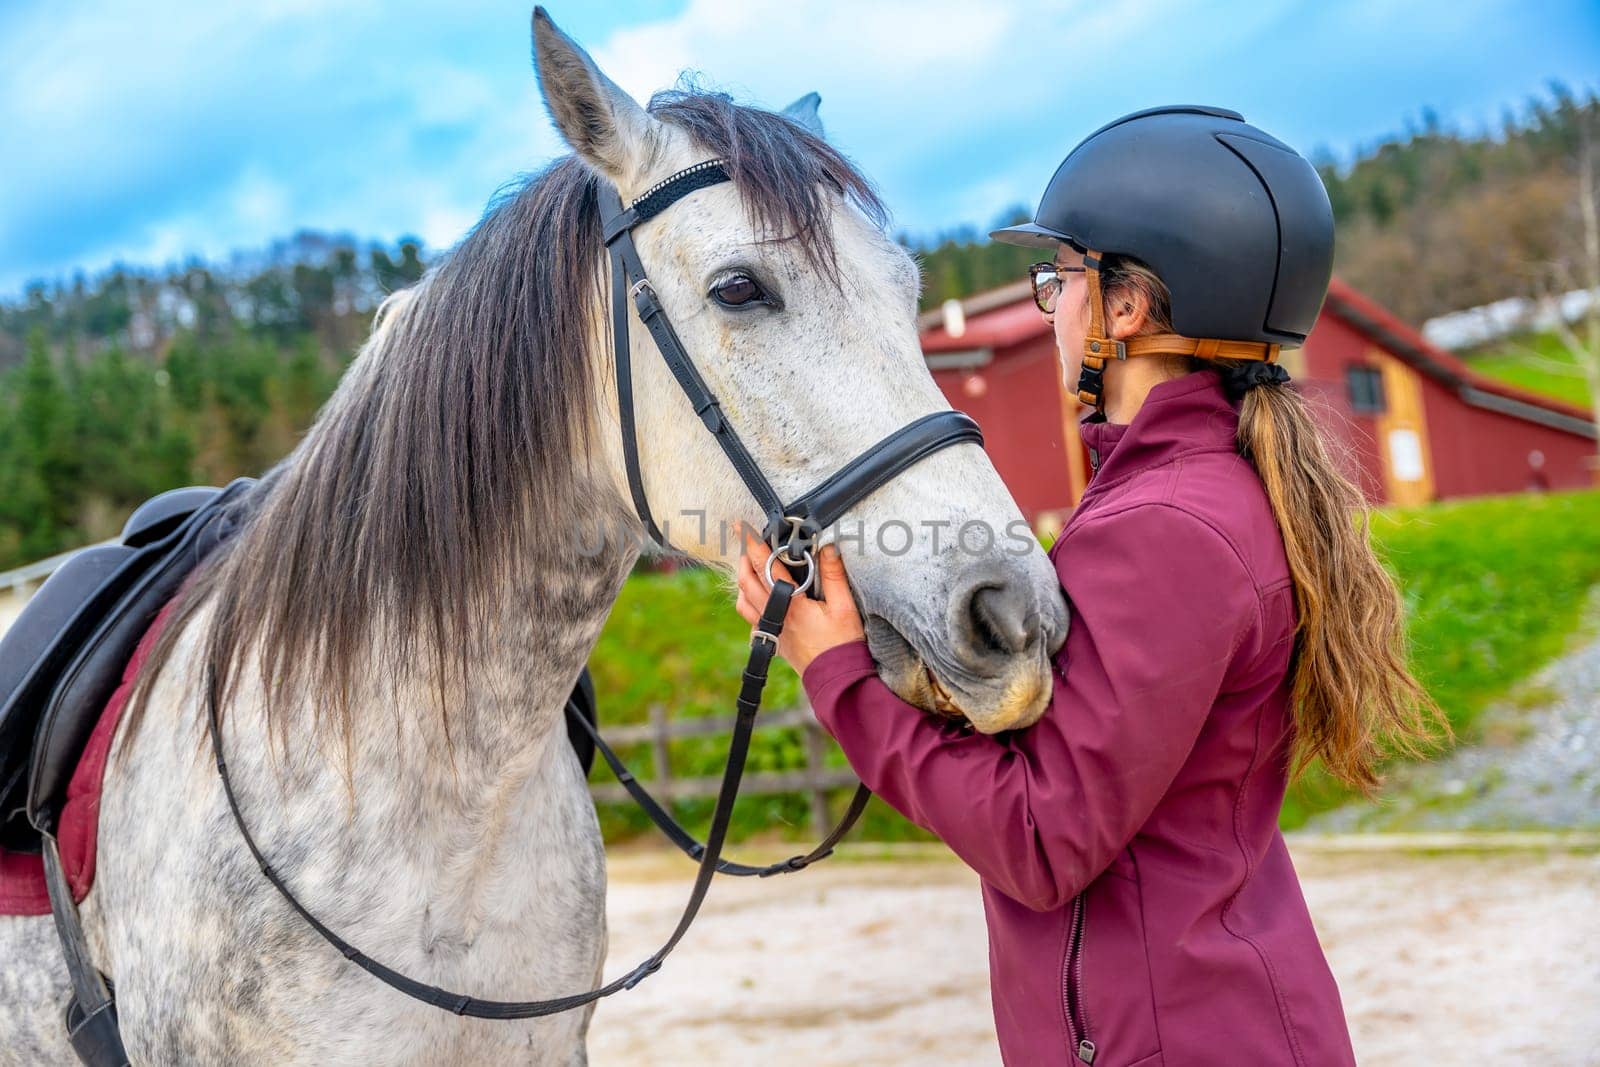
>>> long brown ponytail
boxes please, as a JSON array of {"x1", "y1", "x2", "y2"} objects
[
  {"x1": 1228, "y1": 371, "x2": 1448, "y2": 789},
  {"x1": 1099, "y1": 255, "x2": 1449, "y2": 790}
]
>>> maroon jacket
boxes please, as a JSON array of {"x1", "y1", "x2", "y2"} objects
[{"x1": 802, "y1": 370, "x2": 1355, "y2": 1067}]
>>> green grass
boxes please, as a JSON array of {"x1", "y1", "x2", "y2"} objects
[
  {"x1": 1462, "y1": 330, "x2": 1594, "y2": 409},
  {"x1": 1282, "y1": 489, "x2": 1600, "y2": 827},
  {"x1": 594, "y1": 491, "x2": 1600, "y2": 842},
  {"x1": 1374, "y1": 491, "x2": 1600, "y2": 732}
]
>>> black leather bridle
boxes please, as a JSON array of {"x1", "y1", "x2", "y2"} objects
[
  {"x1": 207, "y1": 159, "x2": 983, "y2": 1021},
  {"x1": 598, "y1": 159, "x2": 983, "y2": 584}
]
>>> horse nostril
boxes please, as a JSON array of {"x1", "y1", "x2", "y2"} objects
[
  {"x1": 965, "y1": 581, "x2": 1040, "y2": 658},
  {"x1": 947, "y1": 561, "x2": 1055, "y2": 673}
]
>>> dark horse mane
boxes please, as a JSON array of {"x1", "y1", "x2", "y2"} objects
[{"x1": 124, "y1": 89, "x2": 886, "y2": 748}]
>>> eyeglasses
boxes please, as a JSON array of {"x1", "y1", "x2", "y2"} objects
[{"x1": 1028, "y1": 260, "x2": 1085, "y2": 315}]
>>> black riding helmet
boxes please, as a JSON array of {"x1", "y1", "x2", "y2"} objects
[{"x1": 992, "y1": 105, "x2": 1334, "y2": 409}]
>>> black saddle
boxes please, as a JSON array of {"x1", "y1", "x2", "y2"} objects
[
  {"x1": 0, "y1": 480, "x2": 599, "y2": 850},
  {"x1": 0, "y1": 482, "x2": 254, "y2": 848}
]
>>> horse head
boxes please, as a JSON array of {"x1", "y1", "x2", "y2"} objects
[{"x1": 534, "y1": 10, "x2": 1068, "y2": 733}]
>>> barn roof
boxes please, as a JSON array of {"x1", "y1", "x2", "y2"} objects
[
  {"x1": 1321, "y1": 278, "x2": 1594, "y2": 438},
  {"x1": 919, "y1": 277, "x2": 1595, "y2": 439}
]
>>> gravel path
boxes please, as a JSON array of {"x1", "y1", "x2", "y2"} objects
[
  {"x1": 588, "y1": 844, "x2": 1600, "y2": 1067},
  {"x1": 1311, "y1": 633, "x2": 1600, "y2": 832}
]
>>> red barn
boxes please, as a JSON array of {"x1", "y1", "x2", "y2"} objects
[{"x1": 921, "y1": 278, "x2": 1597, "y2": 533}]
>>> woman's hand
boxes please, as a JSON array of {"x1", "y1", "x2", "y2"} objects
[{"x1": 735, "y1": 527, "x2": 866, "y2": 675}]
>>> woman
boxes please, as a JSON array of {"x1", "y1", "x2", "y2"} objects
[{"x1": 735, "y1": 106, "x2": 1444, "y2": 1066}]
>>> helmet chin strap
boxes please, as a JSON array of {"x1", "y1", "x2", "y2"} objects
[{"x1": 1075, "y1": 248, "x2": 1283, "y2": 412}]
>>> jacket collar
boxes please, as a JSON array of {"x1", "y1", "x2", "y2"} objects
[{"x1": 1076, "y1": 368, "x2": 1241, "y2": 503}]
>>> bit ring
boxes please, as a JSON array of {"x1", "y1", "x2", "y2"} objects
[{"x1": 764, "y1": 546, "x2": 815, "y2": 596}]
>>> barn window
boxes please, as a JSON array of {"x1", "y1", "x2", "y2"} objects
[{"x1": 1346, "y1": 365, "x2": 1386, "y2": 414}]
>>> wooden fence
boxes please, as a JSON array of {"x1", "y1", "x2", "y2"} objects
[{"x1": 587, "y1": 704, "x2": 861, "y2": 839}]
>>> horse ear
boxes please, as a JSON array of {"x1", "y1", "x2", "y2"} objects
[
  {"x1": 781, "y1": 92, "x2": 825, "y2": 139},
  {"x1": 532, "y1": 7, "x2": 656, "y2": 183}
]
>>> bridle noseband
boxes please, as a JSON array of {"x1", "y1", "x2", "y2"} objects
[
  {"x1": 597, "y1": 159, "x2": 983, "y2": 584},
  {"x1": 207, "y1": 158, "x2": 984, "y2": 1022}
]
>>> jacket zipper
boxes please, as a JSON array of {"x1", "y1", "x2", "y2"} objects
[{"x1": 1063, "y1": 893, "x2": 1096, "y2": 1063}]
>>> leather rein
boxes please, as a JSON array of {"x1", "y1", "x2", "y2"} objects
[{"x1": 206, "y1": 159, "x2": 983, "y2": 1018}]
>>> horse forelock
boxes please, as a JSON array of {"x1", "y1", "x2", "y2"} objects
[{"x1": 648, "y1": 88, "x2": 887, "y2": 281}]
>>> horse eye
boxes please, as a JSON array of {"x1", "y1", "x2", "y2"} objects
[{"x1": 711, "y1": 274, "x2": 766, "y2": 308}]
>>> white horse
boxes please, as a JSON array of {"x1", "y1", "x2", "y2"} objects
[{"x1": 0, "y1": 10, "x2": 1066, "y2": 1064}]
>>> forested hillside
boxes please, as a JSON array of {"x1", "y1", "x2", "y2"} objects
[
  {"x1": 1317, "y1": 86, "x2": 1598, "y2": 325},
  {"x1": 0, "y1": 237, "x2": 423, "y2": 565},
  {"x1": 1, "y1": 87, "x2": 1594, "y2": 569}
]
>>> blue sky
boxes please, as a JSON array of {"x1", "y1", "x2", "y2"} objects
[{"x1": 2, "y1": 0, "x2": 1597, "y2": 298}]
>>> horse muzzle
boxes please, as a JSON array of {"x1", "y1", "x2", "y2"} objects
[{"x1": 866, "y1": 558, "x2": 1067, "y2": 734}]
